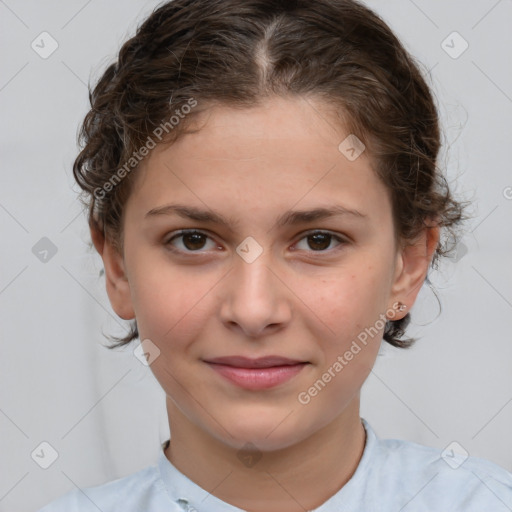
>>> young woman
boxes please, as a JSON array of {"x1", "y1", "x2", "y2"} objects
[{"x1": 39, "y1": 0, "x2": 512, "y2": 510}]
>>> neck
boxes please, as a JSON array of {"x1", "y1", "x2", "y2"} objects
[{"x1": 163, "y1": 397, "x2": 366, "y2": 512}]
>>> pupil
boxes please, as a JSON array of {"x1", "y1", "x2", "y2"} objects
[
  {"x1": 309, "y1": 233, "x2": 330, "y2": 251},
  {"x1": 184, "y1": 232, "x2": 206, "y2": 250}
]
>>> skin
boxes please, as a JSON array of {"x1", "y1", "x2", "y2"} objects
[{"x1": 93, "y1": 96, "x2": 439, "y2": 512}]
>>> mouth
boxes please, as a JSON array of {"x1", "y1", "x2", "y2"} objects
[{"x1": 203, "y1": 356, "x2": 309, "y2": 390}]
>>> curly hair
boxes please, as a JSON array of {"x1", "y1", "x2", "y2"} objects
[{"x1": 73, "y1": 0, "x2": 470, "y2": 349}]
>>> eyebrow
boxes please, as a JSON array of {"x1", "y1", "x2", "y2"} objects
[{"x1": 145, "y1": 203, "x2": 368, "y2": 229}]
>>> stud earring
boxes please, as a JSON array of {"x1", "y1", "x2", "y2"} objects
[{"x1": 397, "y1": 302, "x2": 407, "y2": 312}]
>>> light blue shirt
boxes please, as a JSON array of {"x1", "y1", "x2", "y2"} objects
[{"x1": 38, "y1": 418, "x2": 512, "y2": 511}]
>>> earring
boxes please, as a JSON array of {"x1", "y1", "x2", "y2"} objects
[{"x1": 397, "y1": 302, "x2": 407, "y2": 312}]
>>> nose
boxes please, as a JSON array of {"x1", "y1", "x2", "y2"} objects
[{"x1": 219, "y1": 249, "x2": 292, "y2": 339}]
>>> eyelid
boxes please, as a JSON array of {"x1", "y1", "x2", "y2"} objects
[{"x1": 296, "y1": 228, "x2": 348, "y2": 241}]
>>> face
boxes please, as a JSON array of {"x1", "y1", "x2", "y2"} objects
[{"x1": 101, "y1": 96, "x2": 432, "y2": 451}]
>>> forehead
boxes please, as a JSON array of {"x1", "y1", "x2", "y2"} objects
[
  {"x1": 164, "y1": 96, "x2": 351, "y2": 160},
  {"x1": 126, "y1": 96, "x2": 392, "y2": 227}
]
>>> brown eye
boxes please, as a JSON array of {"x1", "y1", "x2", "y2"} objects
[
  {"x1": 166, "y1": 230, "x2": 216, "y2": 253},
  {"x1": 307, "y1": 232, "x2": 332, "y2": 251},
  {"x1": 294, "y1": 230, "x2": 346, "y2": 253},
  {"x1": 181, "y1": 232, "x2": 207, "y2": 250}
]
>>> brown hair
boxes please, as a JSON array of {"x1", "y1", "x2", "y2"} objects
[{"x1": 73, "y1": 0, "x2": 469, "y2": 349}]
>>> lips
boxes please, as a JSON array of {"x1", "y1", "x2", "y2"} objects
[
  {"x1": 204, "y1": 356, "x2": 309, "y2": 390},
  {"x1": 205, "y1": 356, "x2": 306, "y2": 369}
]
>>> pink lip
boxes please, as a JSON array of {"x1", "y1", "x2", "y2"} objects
[{"x1": 204, "y1": 356, "x2": 308, "y2": 390}]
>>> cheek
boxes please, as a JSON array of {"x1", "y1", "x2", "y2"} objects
[
  {"x1": 128, "y1": 253, "x2": 219, "y2": 344},
  {"x1": 299, "y1": 267, "x2": 390, "y2": 395},
  {"x1": 298, "y1": 272, "x2": 386, "y2": 406},
  {"x1": 310, "y1": 266, "x2": 389, "y2": 338}
]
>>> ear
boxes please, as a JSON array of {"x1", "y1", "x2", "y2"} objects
[
  {"x1": 388, "y1": 224, "x2": 440, "y2": 318},
  {"x1": 91, "y1": 225, "x2": 135, "y2": 320}
]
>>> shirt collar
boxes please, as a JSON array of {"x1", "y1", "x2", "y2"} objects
[
  {"x1": 158, "y1": 440, "x2": 246, "y2": 512},
  {"x1": 312, "y1": 417, "x2": 377, "y2": 511},
  {"x1": 158, "y1": 417, "x2": 377, "y2": 512}
]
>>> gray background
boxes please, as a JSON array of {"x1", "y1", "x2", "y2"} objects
[{"x1": 1, "y1": 1, "x2": 511, "y2": 511}]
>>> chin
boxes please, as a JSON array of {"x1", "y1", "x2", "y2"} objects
[
  {"x1": 226, "y1": 430, "x2": 303, "y2": 453},
  {"x1": 209, "y1": 409, "x2": 314, "y2": 452}
]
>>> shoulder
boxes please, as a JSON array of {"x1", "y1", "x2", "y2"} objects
[
  {"x1": 37, "y1": 464, "x2": 171, "y2": 512},
  {"x1": 371, "y1": 432, "x2": 512, "y2": 510}
]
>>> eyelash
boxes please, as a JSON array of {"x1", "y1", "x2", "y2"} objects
[{"x1": 164, "y1": 229, "x2": 348, "y2": 256}]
